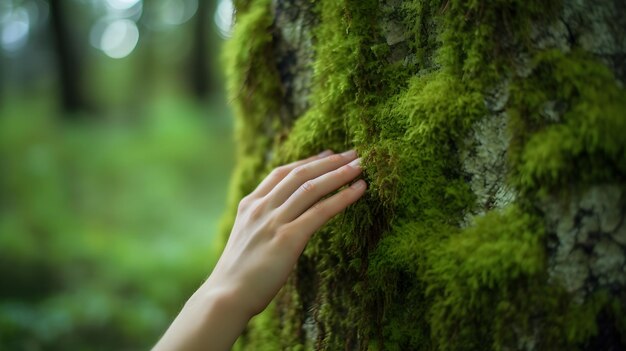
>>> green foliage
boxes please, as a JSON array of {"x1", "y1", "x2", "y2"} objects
[
  {"x1": 225, "y1": 0, "x2": 626, "y2": 349},
  {"x1": 0, "y1": 96, "x2": 233, "y2": 350}
]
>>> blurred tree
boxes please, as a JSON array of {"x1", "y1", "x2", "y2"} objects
[
  {"x1": 48, "y1": 0, "x2": 88, "y2": 114},
  {"x1": 224, "y1": 0, "x2": 626, "y2": 350},
  {"x1": 189, "y1": 0, "x2": 214, "y2": 99}
]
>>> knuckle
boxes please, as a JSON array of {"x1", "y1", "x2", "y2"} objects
[
  {"x1": 336, "y1": 165, "x2": 351, "y2": 177},
  {"x1": 300, "y1": 180, "x2": 316, "y2": 194},
  {"x1": 328, "y1": 154, "x2": 343, "y2": 163},
  {"x1": 272, "y1": 166, "x2": 290, "y2": 179},
  {"x1": 274, "y1": 224, "x2": 291, "y2": 240},
  {"x1": 257, "y1": 215, "x2": 279, "y2": 237},
  {"x1": 273, "y1": 224, "x2": 300, "y2": 253},
  {"x1": 266, "y1": 213, "x2": 283, "y2": 231},
  {"x1": 291, "y1": 165, "x2": 309, "y2": 178},
  {"x1": 237, "y1": 195, "x2": 253, "y2": 212},
  {"x1": 248, "y1": 199, "x2": 268, "y2": 220}
]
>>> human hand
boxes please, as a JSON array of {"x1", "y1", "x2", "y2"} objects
[
  {"x1": 153, "y1": 150, "x2": 366, "y2": 351},
  {"x1": 205, "y1": 149, "x2": 366, "y2": 317}
]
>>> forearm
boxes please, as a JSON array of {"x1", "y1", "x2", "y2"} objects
[{"x1": 153, "y1": 284, "x2": 250, "y2": 351}]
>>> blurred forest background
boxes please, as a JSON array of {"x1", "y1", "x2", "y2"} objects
[{"x1": 0, "y1": 0, "x2": 236, "y2": 349}]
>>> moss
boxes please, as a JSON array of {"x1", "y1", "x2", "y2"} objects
[
  {"x1": 435, "y1": 0, "x2": 559, "y2": 84},
  {"x1": 218, "y1": 0, "x2": 283, "y2": 250},
  {"x1": 426, "y1": 206, "x2": 545, "y2": 350},
  {"x1": 223, "y1": 0, "x2": 626, "y2": 349},
  {"x1": 234, "y1": 302, "x2": 282, "y2": 351},
  {"x1": 509, "y1": 50, "x2": 626, "y2": 195}
]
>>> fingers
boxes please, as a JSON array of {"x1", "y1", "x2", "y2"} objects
[
  {"x1": 251, "y1": 150, "x2": 333, "y2": 198},
  {"x1": 286, "y1": 179, "x2": 367, "y2": 246},
  {"x1": 276, "y1": 157, "x2": 362, "y2": 222},
  {"x1": 266, "y1": 150, "x2": 358, "y2": 207}
]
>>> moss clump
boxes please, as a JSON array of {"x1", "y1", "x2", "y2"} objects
[
  {"x1": 436, "y1": 0, "x2": 559, "y2": 83},
  {"x1": 426, "y1": 206, "x2": 545, "y2": 350},
  {"x1": 223, "y1": 0, "x2": 626, "y2": 349},
  {"x1": 509, "y1": 50, "x2": 626, "y2": 195}
]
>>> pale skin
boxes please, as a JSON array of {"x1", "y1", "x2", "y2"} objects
[{"x1": 153, "y1": 149, "x2": 366, "y2": 351}]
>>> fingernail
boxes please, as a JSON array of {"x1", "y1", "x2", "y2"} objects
[
  {"x1": 341, "y1": 149, "x2": 357, "y2": 158},
  {"x1": 348, "y1": 157, "x2": 361, "y2": 169},
  {"x1": 351, "y1": 179, "x2": 366, "y2": 189},
  {"x1": 318, "y1": 150, "x2": 333, "y2": 157}
]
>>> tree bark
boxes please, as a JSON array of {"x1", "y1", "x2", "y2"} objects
[{"x1": 224, "y1": 0, "x2": 626, "y2": 349}]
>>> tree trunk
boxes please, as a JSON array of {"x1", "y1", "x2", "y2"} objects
[
  {"x1": 48, "y1": 0, "x2": 86, "y2": 114},
  {"x1": 189, "y1": 0, "x2": 213, "y2": 99},
  {"x1": 223, "y1": 0, "x2": 626, "y2": 349}
]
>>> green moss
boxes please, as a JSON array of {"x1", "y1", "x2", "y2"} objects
[
  {"x1": 223, "y1": 0, "x2": 626, "y2": 349},
  {"x1": 509, "y1": 50, "x2": 626, "y2": 195},
  {"x1": 234, "y1": 302, "x2": 282, "y2": 351},
  {"x1": 218, "y1": 0, "x2": 283, "y2": 249},
  {"x1": 435, "y1": 0, "x2": 559, "y2": 84},
  {"x1": 426, "y1": 206, "x2": 545, "y2": 350}
]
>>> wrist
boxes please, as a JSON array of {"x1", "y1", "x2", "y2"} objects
[
  {"x1": 188, "y1": 283, "x2": 249, "y2": 321},
  {"x1": 155, "y1": 284, "x2": 250, "y2": 351},
  {"x1": 198, "y1": 274, "x2": 263, "y2": 319}
]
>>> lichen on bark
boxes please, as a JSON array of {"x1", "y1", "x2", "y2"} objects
[{"x1": 223, "y1": 0, "x2": 626, "y2": 349}]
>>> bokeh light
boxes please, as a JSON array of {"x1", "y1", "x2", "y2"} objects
[
  {"x1": 1, "y1": 7, "x2": 30, "y2": 53},
  {"x1": 106, "y1": 0, "x2": 142, "y2": 11},
  {"x1": 214, "y1": 0, "x2": 234, "y2": 39},
  {"x1": 161, "y1": 0, "x2": 198, "y2": 26},
  {"x1": 98, "y1": 19, "x2": 139, "y2": 59}
]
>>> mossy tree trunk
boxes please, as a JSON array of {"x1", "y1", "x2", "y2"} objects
[{"x1": 222, "y1": 0, "x2": 626, "y2": 349}]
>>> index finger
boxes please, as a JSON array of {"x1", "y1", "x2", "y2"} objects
[
  {"x1": 265, "y1": 149, "x2": 358, "y2": 207},
  {"x1": 250, "y1": 150, "x2": 333, "y2": 198}
]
